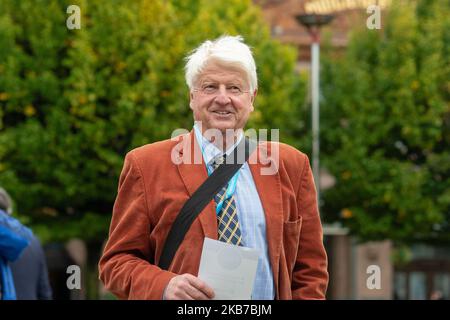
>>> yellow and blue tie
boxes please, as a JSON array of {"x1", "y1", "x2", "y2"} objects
[{"x1": 211, "y1": 155, "x2": 243, "y2": 246}]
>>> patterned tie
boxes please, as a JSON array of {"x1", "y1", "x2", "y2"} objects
[{"x1": 211, "y1": 155, "x2": 243, "y2": 246}]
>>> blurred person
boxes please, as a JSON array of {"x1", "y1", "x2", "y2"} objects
[
  {"x1": 0, "y1": 187, "x2": 52, "y2": 300},
  {"x1": 0, "y1": 224, "x2": 28, "y2": 300},
  {"x1": 99, "y1": 35, "x2": 328, "y2": 300},
  {"x1": 430, "y1": 290, "x2": 445, "y2": 300},
  {"x1": 45, "y1": 242, "x2": 77, "y2": 300}
]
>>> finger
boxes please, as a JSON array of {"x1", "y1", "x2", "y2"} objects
[
  {"x1": 169, "y1": 287, "x2": 194, "y2": 300},
  {"x1": 165, "y1": 276, "x2": 195, "y2": 300},
  {"x1": 184, "y1": 274, "x2": 215, "y2": 299},
  {"x1": 184, "y1": 284, "x2": 211, "y2": 300},
  {"x1": 179, "y1": 292, "x2": 195, "y2": 300}
]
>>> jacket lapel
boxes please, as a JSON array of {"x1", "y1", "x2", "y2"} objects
[
  {"x1": 176, "y1": 130, "x2": 218, "y2": 240},
  {"x1": 249, "y1": 142, "x2": 283, "y2": 299}
]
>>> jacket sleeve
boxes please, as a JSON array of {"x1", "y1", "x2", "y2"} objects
[
  {"x1": 291, "y1": 155, "x2": 329, "y2": 299},
  {"x1": 98, "y1": 152, "x2": 177, "y2": 299}
]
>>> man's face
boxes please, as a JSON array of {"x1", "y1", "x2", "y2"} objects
[{"x1": 189, "y1": 63, "x2": 257, "y2": 134}]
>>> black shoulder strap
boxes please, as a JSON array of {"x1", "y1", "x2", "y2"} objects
[{"x1": 158, "y1": 137, "x2": 256, "y2": 270}]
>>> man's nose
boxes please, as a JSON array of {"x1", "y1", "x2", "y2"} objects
[{"x1": 214, "y1": 85, "x2": 231, "y2": 104}]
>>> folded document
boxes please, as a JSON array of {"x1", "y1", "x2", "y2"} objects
[{"x1": 198, "y1": 237, "x2": 260, "y2": 300}]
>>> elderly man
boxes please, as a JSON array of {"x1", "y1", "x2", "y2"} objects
[{"x1": 99, "y1": 35, "x2": 328, "y2": 300}]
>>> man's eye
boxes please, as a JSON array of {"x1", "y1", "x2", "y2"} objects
[
  {"x1": 203, "y1": 85, "x2": 217, "y2": 91},
  {"x1": 229, "y1": 86, "x2": 241, "y2": 93}
]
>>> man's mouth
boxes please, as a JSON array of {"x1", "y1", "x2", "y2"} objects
[{"x1": 212, "y1": 111, "x2": 233, "y2": 115}]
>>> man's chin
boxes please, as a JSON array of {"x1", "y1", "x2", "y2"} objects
[{"x1": 208, "y1": 121, "x2": 237, "y2": 133}]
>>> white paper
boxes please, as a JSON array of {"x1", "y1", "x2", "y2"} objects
[{"x1": 198, "y1": 237, "x2": 260, "y2": 300}]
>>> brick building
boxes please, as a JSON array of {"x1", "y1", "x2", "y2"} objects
[{"x1": 254, "y1": 0, "x2": 389, "y2": 64}]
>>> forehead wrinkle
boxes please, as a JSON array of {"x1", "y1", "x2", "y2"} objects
[{"x1": 198, "y1": 73, "x2": 245, "y2": 86}]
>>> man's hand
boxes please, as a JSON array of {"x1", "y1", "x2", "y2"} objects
[{"x1": 163, "y1": 273, "x2": 215, "y2": 300}]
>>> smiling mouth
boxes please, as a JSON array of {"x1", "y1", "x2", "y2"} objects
[{"x1": 212, "y1": 111, "x2": 233, "y2": 115}]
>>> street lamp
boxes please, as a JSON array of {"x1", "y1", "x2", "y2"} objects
[{"x1": 295, "y1": 13, "x2": 334, "y2": 206}]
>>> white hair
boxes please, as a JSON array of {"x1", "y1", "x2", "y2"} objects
[
  {"x1": 184, "y1": 35, "x2": 258, "y2": 93},
  {"x1": 0, "y1": 187, "x2": 13, "y2": 215}
]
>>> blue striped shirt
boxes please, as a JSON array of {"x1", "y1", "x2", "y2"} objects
[{"x1": 193, "y1": 124, "x2": 275, "y2": 300}]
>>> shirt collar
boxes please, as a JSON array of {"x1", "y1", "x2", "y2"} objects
[{"x1": 193, "y1": 123, "x2": 243, "y2": 167}]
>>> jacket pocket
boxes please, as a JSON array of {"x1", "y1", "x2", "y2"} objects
[{"x1": 283, "y1": 216, "x2": 303, "y2": 278}]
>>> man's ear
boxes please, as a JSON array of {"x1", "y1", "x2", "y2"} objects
[
  {"x1": 250, "y1": 88, "x2": 258, "y2": 111},
  {"x1": 189, "y1": 91, "x2": 194, "y2": 110},
  {"x1": 251, "y1": 88, "x2": 258, "y2": 103}
]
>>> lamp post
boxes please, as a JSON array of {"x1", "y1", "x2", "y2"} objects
[{"x1": 295, "y1": 13, "x2": 333, "y2": 206}]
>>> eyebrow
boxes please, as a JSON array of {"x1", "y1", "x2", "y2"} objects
[{"x1": 199, "y1": 78, "x2": 244, "y2": 86}]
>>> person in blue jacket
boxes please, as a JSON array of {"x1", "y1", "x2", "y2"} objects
[
  {"x1": 0, "y1": 224, "x2": 28, "y2": 299},
  {"x1": 0, "y1": 187, "x2": 53, "y2": 300}
]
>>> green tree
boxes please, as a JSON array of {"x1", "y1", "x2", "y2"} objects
[
  {"x1": 0, "y1": 0, "x2": 305, "y2": 243},
  {"x1": 321, "y1": 0, "x2": 450, "y2": 244}
]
